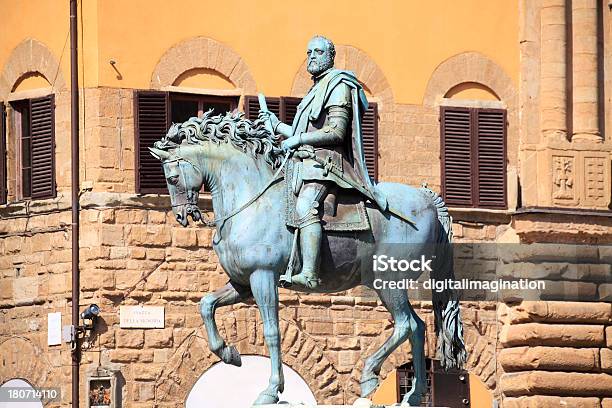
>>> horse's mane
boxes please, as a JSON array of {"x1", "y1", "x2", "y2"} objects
[{"x1": 154, "y1": 110, "x2": 284, "y2": 168}]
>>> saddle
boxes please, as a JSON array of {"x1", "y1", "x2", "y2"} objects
[{"x1": 284, "y1": 159, "x2": 371, "y2": 232}]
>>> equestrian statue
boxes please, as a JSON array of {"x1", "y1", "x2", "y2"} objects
[{"x1": 149, "y1": 35, "x2": 467, "y2": 406}]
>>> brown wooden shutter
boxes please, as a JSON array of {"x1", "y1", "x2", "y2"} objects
[
  {"x1": 441, "y1": 106, "x2": 507, "y2": 209},
  {"x1": 0, "y1": 103, "x2": 6, "y2": 204},
  {"x1": 280, "y1": 97, "x2": 301, "y2": 125},
  {"x1": 476, "y1": 108, "x2": 506, "y2": 208},
  {"x1": 244, "y1": 96, "x2": 281, "y2": 121},
  {"x1": 362, "y1": 102, "x2": 378, "y2": 181},
  {"x1": 441, "y1": 106, "x2": 473, "y2": 207},
  {"x1": 29, "y1": 95, "x2": 55, "y2": 199},
  {"x1": 135, "y1": 90, "x2": 169, "y2": 194}
]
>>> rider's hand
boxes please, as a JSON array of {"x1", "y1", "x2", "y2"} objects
[
  {"x1": 258, "y1": 110, "x2": 280, "y2": 130},
  {"x1": 281, "y1": 136, "x2": 301, "y2": 152}
]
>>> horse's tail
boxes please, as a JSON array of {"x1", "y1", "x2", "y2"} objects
[{"x1": 421, "y1": 185, "x2": 467, "y2": 370}]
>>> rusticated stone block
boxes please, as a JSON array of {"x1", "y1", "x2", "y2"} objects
[
  {"x1": 99, "y1": 209, "x2": 115, "y2": 224},
  {"x1": 126, "y1": 225, "x2": 172, "y2": 247},
  {"x1": 110, "y1": 349, "x2": 149, "y2": 363},
  {"x1": 599, "y1": 284, "x2": 612, "y2": 301},
  {"x1": 501, "y1": 323, "x2": 604, "y2": 347},
  {"x1": 116, "y1": 329, "x2": 144, "y2": 348},
  {"x1": 147, "y1": 211, "x2": 167, "y2": 224},
  {"x1": 99, "y1": 225, "x2": 124, "y2": 246},
  {"x1": 305, "y1": 321, "x2": 333, "y2": 335},
  {"x1": 48, "y1": 273, "x2": 69, "y2": 295},
  {"x1": 503, "y1": 396, "x2": 600, "y2": 408},
  {"x1": 196, "y1": 228, "x2": 213, "y2": 247},
  {"x1": 603, "y1": 398, "x2": 612, "y2": 408},
  {"x1": 144, "y1": 269, "x2": 168, "y2": 292},
  {"x1": 137, "y1": 382, "x2": 155, "y2": 402},
  {"x1": 171, "y1": 228, "x2": 197, "y2": 248},
  {"x1": 607, "y1": 326, "x2": 612, "y2": 348},
  {"x1": 499, "y1": 346, "x2": 599, "y2": 372},
  {"x1": 13, "y1": 276, "x2": 38, "y2": 304},
  {"x1": 501, "y1": 371, "x2": 612, "y2": 397},
  {"x1": 330, "y1": 337, "x2": 360, "y2": 350},
  {"x1": 131, "y1": 363, "x2": 161, "y2": 381},
  {"x1": 144, "y1": 328, "x2": 173, "y2": 348},
  {"x1": 499, "y1": 244, "x2": 599, "y2": 263},
  {"x1": 602, "y1": 348, "x2": 612, "y2": 373},
  {"x1": 115, "y1": 209, "x2": 146, "y2": 224},
  {"x1": 508, "y1": 302, "x2": 611, "y2": 324},
  {"x1": 355, "y1": 320, "x2": 381, "y2": 336}
]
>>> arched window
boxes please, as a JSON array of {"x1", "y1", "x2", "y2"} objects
[
  {"x1": 2, "y1": 72, "x2": 56, "y2": 204},
  {"x1": 440, "y1": 96, "x2": 507, "y2": 209},
  {"x1": 0, "y1": 378, "x2": 44, "y2": 408},
  {"x1": 185, "y1": 355, "x2": 316, "y2": 407}
]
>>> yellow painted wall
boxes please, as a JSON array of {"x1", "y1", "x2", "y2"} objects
[
  {"x1": 174, "y1": 69, "x2": 236, "y2": 89},
  {"x1": 371, "y1": 369, "x2": 398, "y2": 405},
  {"x1": 470, "y1": 373, "x2": 494, "y2": 407},
  {"x1": 95, "y1": 0, "x2": 518, "y2": 103},
  {"x1": 446, "y1": 82, "x2": 500, "y2": 101},
  {"x1": 0, "y1": 0, "x2": 518, "y2": 104},
  {"x1": 0, "y1": 0, "x2": 100, "y2": 90},
  {"x1": 12, "y1": 73, "x2": 51, "y2": 93}
]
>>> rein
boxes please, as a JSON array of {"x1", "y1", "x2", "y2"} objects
[{"x1": 173, "y1": 150, "x2": 291, "y2": 228}]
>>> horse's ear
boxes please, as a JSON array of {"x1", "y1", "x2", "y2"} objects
[{"x1": 149, "y1": 147, "x2": 170, "y2": 161}]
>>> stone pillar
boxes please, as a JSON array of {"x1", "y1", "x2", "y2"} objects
[
  {"x1": 571, "y1": 0, "x2": 602, "y2": 142},
  {"x1": 540, "y1": 0, "x2": 568, "y2": 140}
]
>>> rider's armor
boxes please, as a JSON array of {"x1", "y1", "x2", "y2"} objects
[{"x1": 282, "y1": 67, "x2": 380, "y2": 288}]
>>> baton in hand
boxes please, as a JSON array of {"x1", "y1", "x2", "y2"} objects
[{"x1": 258, "y1": 93, "x2": 275, "y2": 135}]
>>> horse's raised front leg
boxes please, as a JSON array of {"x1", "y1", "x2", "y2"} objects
[
  {"x1": 361, "y1": 287, "x2": 426, "y2": 406},
  {"x1": 200, "y1": 281, "x2": 251, "y2": 366},
  {"x1": 250, "y1": 269, "x2": 284, "y2": 405}
]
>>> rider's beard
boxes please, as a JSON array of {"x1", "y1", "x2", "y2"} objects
[{"x1": 307, "y1": 55, "x2": 333, "y2": 76}]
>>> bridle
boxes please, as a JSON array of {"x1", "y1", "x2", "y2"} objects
[{"x1": 164, "y1": 150, "x2": 292, "y2": 228}]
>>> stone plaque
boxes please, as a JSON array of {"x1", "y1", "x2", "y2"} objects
[
  {"x1": 47, "y1": 312, "x2": 61, "y2": 346},
  {"x1": 119, "y1": 305, "x2": 164, "y2": 328}
]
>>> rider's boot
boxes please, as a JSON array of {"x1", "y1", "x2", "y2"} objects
[{"x1": 292, "y1": 222, "x2": 322, "y2": 289}]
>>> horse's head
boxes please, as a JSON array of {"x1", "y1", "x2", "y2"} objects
[{"x1": 149, "y1": 144, "x2": 204, "y2": 227}]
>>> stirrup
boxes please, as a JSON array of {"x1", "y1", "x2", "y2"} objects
[{"x1": 291, "y1": 271, "x2": 320, "y2": 289}]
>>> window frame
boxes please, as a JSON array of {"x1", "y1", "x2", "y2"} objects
[
  {"x1": 440, "y1": 105, "x2": 507, "y2": 210},
  {"x1": 134, "y1": 90, "x2": 239, "y2": 194},
  {"x1": 8, "y1": 95, "x2": 56, "y2": 202},
  {"x1": 396, "y1": 359, "x2": 470, "y2": 406},
  {"x1": 170, "y1": 93, "x2": 239, "y2": 121},
  {"x1": 244, "y1": 95, "x2": 379, "y2": 181}
]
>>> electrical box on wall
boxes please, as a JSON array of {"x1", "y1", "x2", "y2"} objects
[{"x1": 87, "y1": 368, "x2": 120, "y2": 408}]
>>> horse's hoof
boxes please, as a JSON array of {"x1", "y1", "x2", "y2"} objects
[
  {"x1": 221, "y1": 344, "x2": 242, "y2": 367},
  {"x1": 291, "y1": 273, "x2": 320, "y2": 289},
  {"x1": 359, "y1": 375, "x2": 380, "y2": 398},
  {"x1": 252, "y1": 391, "x2": 279, "y2": 405}
]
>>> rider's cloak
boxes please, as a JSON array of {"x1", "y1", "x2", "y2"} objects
[{"x1": 290, "y1": 68, "x2": 388, "y2": 210}]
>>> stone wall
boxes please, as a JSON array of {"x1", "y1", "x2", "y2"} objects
[
  {"x1": 500, "y1": 302, "x2": 612, "y2": 408},
  {"x1": 0, "y1": 203, "x2": 502, "y2": 406}
]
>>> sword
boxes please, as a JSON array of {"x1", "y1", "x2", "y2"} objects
[
  {"x1": 305, "y1": 152, "x2": 417, "y2": 227},
  {"x1": 258, "y1": 93, "x2": 275, "y2": 135}
]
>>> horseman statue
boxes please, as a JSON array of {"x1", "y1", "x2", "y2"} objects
[
  {"x1": 149, "y1": 35, "x2": 466, "y2": 406},
  {"x1": 259, "y1": 35, "x2": 390, "y2": 289}
]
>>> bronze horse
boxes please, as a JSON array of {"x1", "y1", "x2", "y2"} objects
[{"x1": 150, "y1": 112, "x2": 466, "y2": 406}]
